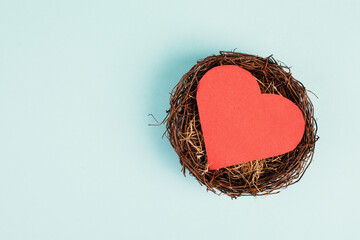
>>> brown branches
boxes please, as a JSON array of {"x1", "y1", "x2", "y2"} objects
[{"x1": 164, "y1": 51, "x2": 318, "y2": 198}]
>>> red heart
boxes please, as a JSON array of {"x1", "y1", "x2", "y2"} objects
[{"x1": 197, "y1": 65, "x2": 305, "y2": 170}]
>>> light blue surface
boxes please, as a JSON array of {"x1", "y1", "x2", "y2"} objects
[{"x1": 0, "y1": 0, "x2": 359, "y2": 239}]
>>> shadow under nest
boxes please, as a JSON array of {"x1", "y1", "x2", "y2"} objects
[{"x1": 164, "y1": 51, "x2": 318, "y2": 199}]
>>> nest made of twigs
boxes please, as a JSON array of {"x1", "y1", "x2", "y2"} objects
[{"x1": 164, "y1": 51, "x2": 318, "y2": 198}]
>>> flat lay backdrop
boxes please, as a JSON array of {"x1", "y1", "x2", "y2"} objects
[{"x1": 0, "y1": 1, "x2": 359, "y2": 239}]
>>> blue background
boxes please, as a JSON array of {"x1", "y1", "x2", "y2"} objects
[{"x1": 0, "y1": 0, "x2": 359, "y2": 239}]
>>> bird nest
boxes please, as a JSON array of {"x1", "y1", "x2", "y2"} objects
[{"x1": 164, "y1": 51, "x2": 318, "y2": 198}]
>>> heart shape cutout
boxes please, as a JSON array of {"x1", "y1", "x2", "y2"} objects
[{"x1": 197, "y1": 65, "x2": 305, "y2": 170}]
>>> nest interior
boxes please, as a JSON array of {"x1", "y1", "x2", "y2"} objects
[{"x1": 164, "y1": 51, "x2": 318, "y2": 198}]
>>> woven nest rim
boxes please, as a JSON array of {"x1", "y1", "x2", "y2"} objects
[{"x1": 164, "y1": 51, "x2": 318, "y2": 198}]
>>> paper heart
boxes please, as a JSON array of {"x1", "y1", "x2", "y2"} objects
[{"x1": 197, "y1": 65, "x2": 305, "y2": 170}]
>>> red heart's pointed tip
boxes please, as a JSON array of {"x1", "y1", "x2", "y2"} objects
[{"x1": 197, "y1": 65, "x2": 306, "y2": 170}]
